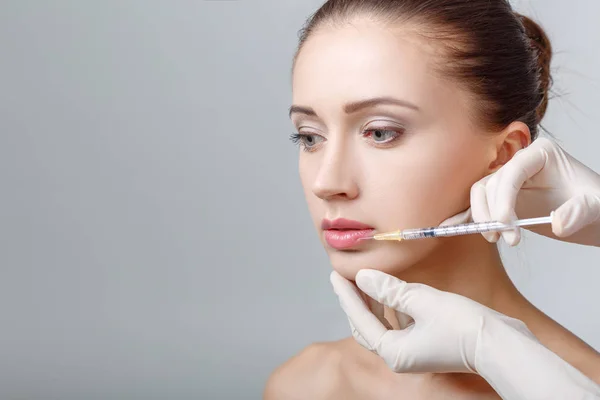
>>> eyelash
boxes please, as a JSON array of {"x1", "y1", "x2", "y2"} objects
[
  {"x1": 290, "y1": 128, "x2": 405, "y2": 152},
  {"x1": 289, "y1": 133, "x2": 321, "y2": 152}
]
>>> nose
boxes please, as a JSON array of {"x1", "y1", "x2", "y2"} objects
[{"x1": 312, "y1": 141, "x2": 359, "y2": 201}]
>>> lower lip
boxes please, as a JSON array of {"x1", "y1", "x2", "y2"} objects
[{"x1": 323, "y1": 229, "x2": 374, "y2": 250}]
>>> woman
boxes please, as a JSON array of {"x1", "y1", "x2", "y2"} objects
[{"x1": 265, "y1": 0, "x2": 600, "y2": 398}]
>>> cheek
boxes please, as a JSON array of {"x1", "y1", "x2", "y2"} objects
[{"x1": 364, "y1": 136, "x2": 488, "y2": 228}]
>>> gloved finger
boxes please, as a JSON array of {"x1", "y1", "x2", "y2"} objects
[
  {"x1": 375, "y1": 327, "x2": 417, "y2": 373},
  {"x1": 492, "y1": 189, "x2": 521, "y2": 246},
  {"x1": 345, "y1": 285, "x2": 378, "y2": 348},
  {"x1": 489, "y1": 143, "x2": 547, "y2": 227},
  {"x1": 354, "y1": 269, "x2": 439, "y2": 321},
  {"x1": 355, "y1": 280, "x2": 393, "y2": 329},
  {"x1": 470, "y1": 175, "x2": 499, "y2": 242},
  {"x1": 500, "y1": 215, "x2": 521, "y2": 246},
  {"x1": 552, "y1": 193, "x2": 600, "y2": 237},
  {"x1": 346, "y1": 316, "x2": 370, "y2": 349},
  {"x1": 439, "y1": 208, "x2": 472, "y2": 227},
  {"x1": 486, "y1": 170, "x2": 521, "y2": 246},
  {"x1": 330, "y1": 271, "x2": 388, "y2": 351}
]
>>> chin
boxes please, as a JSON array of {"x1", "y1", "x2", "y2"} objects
[{"x1": 325, "y1": 240, "x2": 440, "y2": 281}]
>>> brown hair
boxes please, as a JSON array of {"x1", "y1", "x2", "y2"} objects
[{"x1": 293, "y1": 0, "x2": 553, "y2": 140}]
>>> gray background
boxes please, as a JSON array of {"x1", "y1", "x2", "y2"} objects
[{"x1": 1, "y1": 0, "x2": 599, "y2": 399}]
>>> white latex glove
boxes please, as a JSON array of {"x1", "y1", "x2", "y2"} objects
[
  {"x1": 463, "y1": 137, "x2": 600, "y2": 246},
  {"x1": 330, "y1": 269, "x2": 600, "y2": 400}
]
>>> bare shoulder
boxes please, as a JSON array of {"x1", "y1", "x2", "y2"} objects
[{"x1": 263, "y1": 340, "x2": 348, "y2": 400}]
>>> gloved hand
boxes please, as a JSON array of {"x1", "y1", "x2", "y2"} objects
[
  {"x1": 462, "y1": 137, "x2": 600, "y2": 246},
  {"x1": 330, "y1": 269, "x2": 600, "y2": 400}
]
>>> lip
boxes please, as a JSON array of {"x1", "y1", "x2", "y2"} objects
[{"x1": 321, "y1": 218, "x2": 374, "y2": 250}]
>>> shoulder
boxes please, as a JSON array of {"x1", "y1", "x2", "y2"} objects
[{"x1": 263, "y1": 341, "x2": 348, "y2": 400}]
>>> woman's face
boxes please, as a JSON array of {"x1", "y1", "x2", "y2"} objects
[{"x1": 291, "y1": 20, "x2": 497, "y2": 280}]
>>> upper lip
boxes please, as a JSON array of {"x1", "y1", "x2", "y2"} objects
[{"x1": 321, "y1": 218, "x2": 374, "y2": 230}]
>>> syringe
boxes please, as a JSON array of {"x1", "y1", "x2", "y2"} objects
[{"x1": 360, "y1": 213, "x2": 553, "y2": 241}]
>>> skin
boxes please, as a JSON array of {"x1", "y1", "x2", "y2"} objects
[{"x1": 264, "y1": 17, "x2": 600, "y2": 400}]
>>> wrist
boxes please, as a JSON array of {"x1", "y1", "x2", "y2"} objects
[
  {"x1": 473, "y1": 315, "x2": 535, "y2": 375},
  {"x1": 474, "y1": 316, "x2": 600, "y2": 399}
]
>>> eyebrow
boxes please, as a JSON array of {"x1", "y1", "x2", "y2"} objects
[{"x1": 288, "y1": 96, "x2": 420, "y2": 118}]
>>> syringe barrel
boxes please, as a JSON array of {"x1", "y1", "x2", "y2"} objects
[{"x1": 402, "y1": 221, "x2": 512, "y2": 240}]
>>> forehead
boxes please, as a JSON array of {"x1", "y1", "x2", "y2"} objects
[{"x1": 292, "y1": 21, "x2": 442, "y2": 107}]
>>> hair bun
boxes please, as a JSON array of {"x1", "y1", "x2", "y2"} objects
[{"x1": 514, "y1": 12, "x2": 553, "y2": 123}]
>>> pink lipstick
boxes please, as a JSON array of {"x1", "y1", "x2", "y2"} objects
[{"x1": 321, "y1": 218, "x2": 374, "y2": 250}]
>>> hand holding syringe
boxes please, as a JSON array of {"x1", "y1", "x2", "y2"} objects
[{"x1": 360, "y1": 214, "x2": 554, "y2": 241}]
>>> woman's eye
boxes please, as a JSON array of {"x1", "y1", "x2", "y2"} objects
[
  {"x1": 290, "y1": 133, "x2": 325, "y2": 151},
  {"x1": 363, "y1": 129, "x2": 403, "y2": 144}
]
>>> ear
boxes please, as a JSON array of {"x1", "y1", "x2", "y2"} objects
[{"x1": 487, "y1": 121, "x2": 531, "y2": 173}]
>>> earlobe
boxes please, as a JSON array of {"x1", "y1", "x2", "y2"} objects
[{"x1": 487, "y1": 121, "x2": 531, "y2": 172}]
